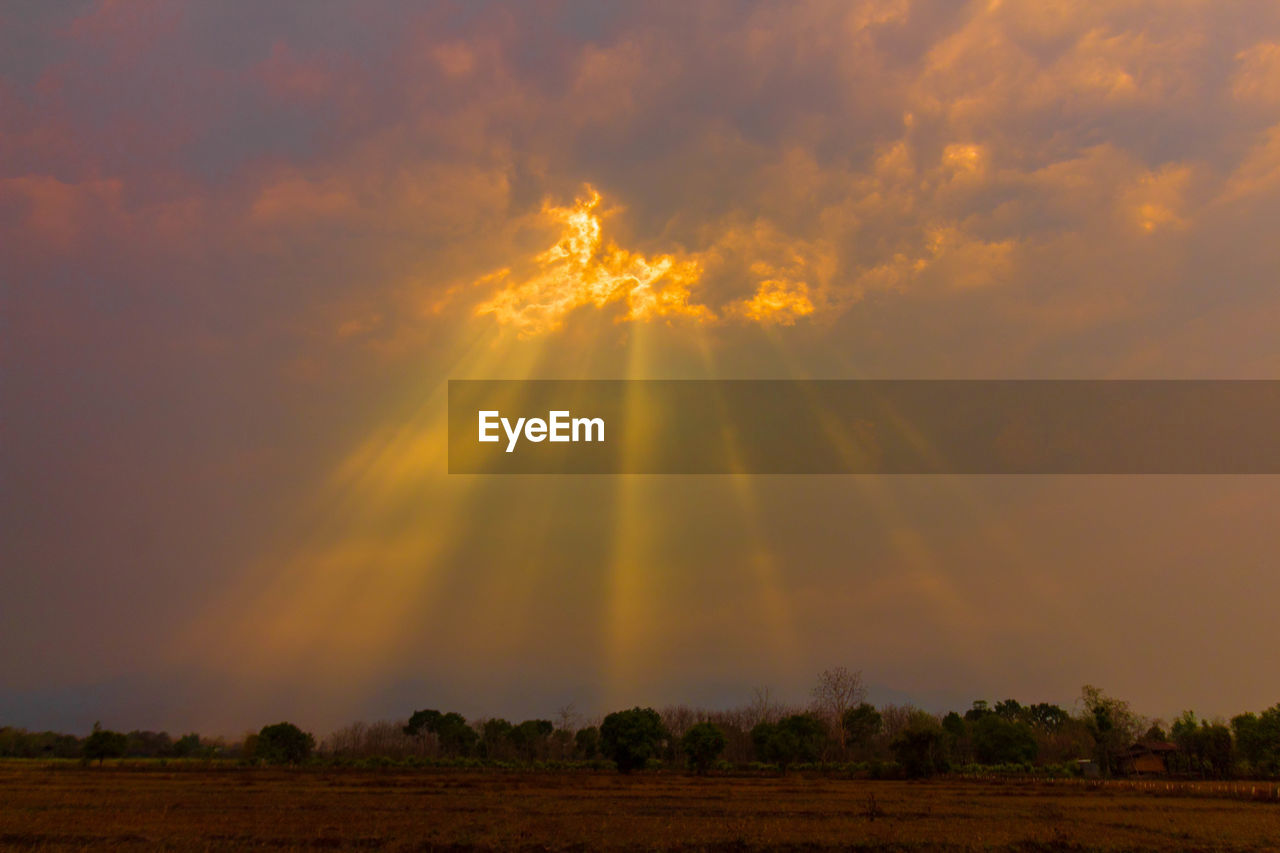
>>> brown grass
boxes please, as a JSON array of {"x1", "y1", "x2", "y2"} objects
[{"x1": 1, "y1": 763, "x2": 1278, "y2": 851}]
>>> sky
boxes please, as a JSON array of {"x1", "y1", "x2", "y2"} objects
[{"x1": 3, "y1": 0, "x2": 1280, "y2": 737}]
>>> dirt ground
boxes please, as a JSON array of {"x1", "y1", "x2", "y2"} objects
[{"x1": 2, "y1": 763, "x2": 1278, "y2": 850}]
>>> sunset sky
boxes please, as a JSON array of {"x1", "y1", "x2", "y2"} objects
[{"x1": 4, "y1": 0, "x2": 1280, "y2": 736}]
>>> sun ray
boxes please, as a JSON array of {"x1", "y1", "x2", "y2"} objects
[
  {"x1": 688, "y1": 326, "x2": 804, "y2": 675},
  {"x1": 601, "y1": 323, "x2": 660, "y2": 706},
  {"x1": 176, "y1": 321, "x2": 567, "y2": 696}
]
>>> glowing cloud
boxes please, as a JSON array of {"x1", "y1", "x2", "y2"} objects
[
  {"x1": 475, "y1": 188, "x2": 712, "y2": 335},
  {"x1": 474, "y1": 187, "x2": 839, "y2": 335},
  {"x1": 735, "y1": 280, "x2": 815, "y2": 325}
]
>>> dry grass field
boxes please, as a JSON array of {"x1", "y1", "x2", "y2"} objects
[{"x1": 2, "y1": 763, "x2": 1279, "y2": 851}]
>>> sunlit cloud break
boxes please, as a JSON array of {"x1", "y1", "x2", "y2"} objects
[
  {"x1": 475, "y1": 187, "x2": 823, "y2": 335},
  {"x1": 475, "y1": 188, "x2": 710, "y2": 335}
]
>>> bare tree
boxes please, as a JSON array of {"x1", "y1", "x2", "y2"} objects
[
  {"x1": 811, "y1": 666, "x2": 867, "y2": 753},
  {"x1": 556, "y1": 704, "x2": 579, "y2": 732},
  {"x1": 877, "y1": 703, "x2": 920, "y2": 749},
  {"x1": 322, "y1": 720, "x2": 426, "y2": 759},
  {"x1": 747, "y1": 686, "x2": 786, "y2": 727},
  {"x1": 660, "y1": 705, "x2": 699, "y2": 741}
]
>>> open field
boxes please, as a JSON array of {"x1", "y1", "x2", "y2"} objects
[{"x1": 2, "y1": 763, "x2": 1279, "y2": 851}]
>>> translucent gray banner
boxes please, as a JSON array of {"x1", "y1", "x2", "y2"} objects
[{"x1": 448, "y1": 380, "x2": 1280, "y2": 474}]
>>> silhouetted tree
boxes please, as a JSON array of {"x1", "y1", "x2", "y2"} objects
[
  {"x1": 125, "y1": 730, "x2": 173, "y2": 757},
  {"x1": 404, "y1": 710, "x2": 478, "y2": 757},
  {"x1": 600, "y1": 707, "x2": 666, "y2": 773},
  {"x1": 82, "y1": 723, "x2": 127, "y2": 765},
  {"x1": 403, "y1": 709, "x2": 443, "y2": 738},
  {"x1": 1171, "y1": 711, "x2": 1200, "y2": 774},
  {"x1": 1080, "y1": 685, "x2": 1139, "y2": 778},
  {"x1": 1232, "y1": 705, "x2": 1280, "y2": 775},
  {"x1": 1025, "y1": 703, "x2": 1069, "y2": 731},
  {"x1": 890, "y1": 713, "x2": 948, "y2": 778},
  {"x1": 747, "y1": 686, "x2": 785, "y2": 727},
  {"x1": 405, "y1": 709, "x2": 473, "y2": 756},
  {"x1": 841, "y1": 703, "x2": 882, "y2": 756},
  {"x1": 751, "y1": 714, "x2": 827, "y2": 769},
  {"x1": 993, "y1": 699, "x2": 1023, "y2": 721},
  {"x1": 681, "y1": 722, "x2": 727, "y2": 774},
  {"x1": 972, "y1": 714, "x2": 1038, "y2": 764},
  {"x1": 575, "y1": 726, "x2": 600, "y2": 759},
  {"x1": 811, "y1": 667, "x2": 866, "y2": 755},
  {"x1": 481, "y1": 718, "x2": 514, "y2": 759},
  {"x1": 1201, "y1": 722, "x2": 1233, "y2": 778},
  {"x1": 941, "y1": 711, "x2": 970, "y2": 764},
  {"x1": 1142, "y1": 723, "x2": 1165, "y2": 742},
  {"x1": 510, "y1": 719, "x2": 554, "y2": 761},
  {"x1": 0, "y1": 727, "x2": 82, "y2": 759},
  {"x1": 170, "y1": 733, "x2": 203, "y2": 757},
  {"x1": 254, "y1": 722, "x2": 314, "y2": 764},
  {"x1": 1172, "y1": 712, "x2": 1233, "y2": 778}
]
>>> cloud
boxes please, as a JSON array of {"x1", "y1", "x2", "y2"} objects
[
  {"x1": 1232, "y1": 42, "x2": 1280, "y2": 105},
  {"x1": 1218, "y1": 123, "x2": 1280, "y2": 203},
  {"x1": 732, "y1": 280, "x2": 815, "y2": 325},
  {"x1": 0, "y1": 175, "x2": 125, "y2": 249},
  {"x1": 249, "y1": 175, "x2": 358, "y2": 223},
  {"x1": 11, "y1": 0, "x2": 1280, "y2": 347},
  {"x1": 474, "y1": 187, "x2": 712, "y2": 334}
]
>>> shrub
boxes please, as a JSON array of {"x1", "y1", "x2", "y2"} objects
[
  {"x1": 254, "y1": 722, "x2": 315, "y2": 765},
  {"x1": 890, "y1": 718, "x2": 948, "y2": 778},
  {"x1": 681, "y1": 722, "x2": 728, "y2": 774},
  {"x1": 751, "y1": 714, "x2": 827, "y2": 769}
]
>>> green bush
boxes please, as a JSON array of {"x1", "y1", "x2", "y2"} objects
[
  {"x1": 600, "y1": 707, "x2": 666, "y2": 773},
  {"x1": 750, "y1": 714, "x2": 826, "y2": 769},
  {"x1": 890, "y1": 721, "x2": 948, "y2": 778},
  {"x1": 254, "y1": 722, "x2": 315, "y2": 765},
  {"x1": 681, "y1": 722, "x2": 728, "y2": 774}
]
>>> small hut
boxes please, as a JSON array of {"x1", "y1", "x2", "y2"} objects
[{"x1": 1121, "y1": 741, "x2": 1178, "y2": 777}]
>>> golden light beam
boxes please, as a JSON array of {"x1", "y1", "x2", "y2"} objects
[
  {"x1": 601, "y1": 321, "x2": 660, "y2": 705},
  {"x1": 175, "y1": 319, "x2": 564, "y2": 693},
  {"x1": 742, "y1": 325, "x2": 1007, "y2": 660},
  {"x1": 752, "y1": 327, "x2": 1087, "y2": 672},
  {"x1": 688, "y1": 325, "x2": 804, "y2": 674}
]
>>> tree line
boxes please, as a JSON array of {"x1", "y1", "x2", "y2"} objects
[{"x1": 3, "y1": 671, "x2": 1277, "y2": 779}]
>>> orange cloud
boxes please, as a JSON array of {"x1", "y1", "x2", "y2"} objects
[
  {"x1": 475, "y1": 187, "x2": 712, "y2": 335},
  {"x1": 1122, "y1": 164, "x2": 1193, "y2": 233},
  {"x1": 1232, "y1": 42, "x2": 1280, "y2": 105},
  {"x1": 735, "y1": 280, "x2": 815, "y2": 325},
  {"x1": 473, "y1": 188, "x2": 857, "y2": 333},
  {"x1": 249, "y1": 176, "x2": 358, "y2": 223},
  {"x1": 1218, "y1": 123, "x2": 1280, "y2": 204},
  {"x1": 0, "y1": 175, "x2": 124, "y2": 249}
]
